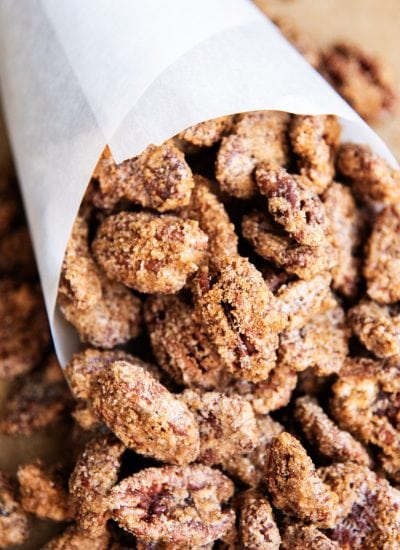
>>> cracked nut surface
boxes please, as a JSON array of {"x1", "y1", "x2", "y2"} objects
[{"x1": 0, "y1": 471, "x2": 30, "y2": 548}]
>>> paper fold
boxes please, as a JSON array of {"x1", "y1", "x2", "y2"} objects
[{"x1": 0, "y1": 0, "x2": 397, "y2": 366}]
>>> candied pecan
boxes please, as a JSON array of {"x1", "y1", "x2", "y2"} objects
[
  {"x1": 0, "y1": 354, "x2": 72, "y2": 436},
  {"x1": 242, "y1": 210, "x2": 334, "y2": 280},
  {"x1": 0, "y1": 279, "x2": 50, "y2": 379},
  {"x1": 265, "y1": 432, "x2": 339, "y2": 527},
  {"x1": 181, "y1": 175, "x2": 238, "y2": 269},
  {"x1": 92, "y1": 360, "x2": 200, "y2": 464},
  {"x1": 348, "y1": 299, "x2": 400, "y2": 358},
  {"x1": 144, "y1": 294, "x2": 228, "y2": 391},
  {"x1": 0, "y1": 471, "x2": 29, "y2": 547},
  {"x1": 59, "y1": 272, "x2": 142, "y2": 349},
  {"x1": 72, "y1": 402, "x2": 102, "y2": 431},
  {"x1": 297, "y1": 367, "x2": 332, "y2": 396},
  {"x1": 93, "y1": 211, "x2": 207, "y2": 294},
  {"x1": 17, "y1": 460, "x2": 72, "y2": 521},
  {"x1": 58, "y1": 214, "x2": 102, "y2": 311},
  {"x1": 42, "y1": 524, "x2": 110, "y2": 550},
  {"x1": 320, "y1": 462, "x2": 400, "y2": 548},
  {"x1": 278, "y1": 303, "x2": 349, "y2": 376},
  {"x1": 364, "y1": 205, "x2": 400, "y2": 303},
  {"x1": 0, "y1": 226, "x2": 37, "y2": 278},
  {"x1": 289, "y1": 115, "x2": 340, "y2": 194},
  {"x1": 108, "y1": 465, "x2": 235, "y2": 547},
  {"x1": 295, "y1": 396, "x2": 370, "y2": 465},
  {"x1": 281, "y1": 524, "x2": 340, "y2": 550},
  {"x1": 69, "y1": 434, "x2": 124, "y2": 535},
  {"x1": 91, "y1": 142, "x2": 194, "y2": 211},
  {"x1": 193, "y1": 257, "x2": 286, "y2": 383},
  {"x1": 181, "y1": 389, "x2": 259, "y2": 465},
  {"x1": 177, "y1": 116, "x2": 233, "y2": 147},
  {"x1": 331, "y1": 357, "x2": 400, "y2": 481},
  {"x1": 321, "y1": 42, "x2": 396, "y2": 122},
  {"x1": 275, "y1": 273, "x2": 336, "y2": 330},
  {"x1": 216, "y1": 111, "x2": 289, "y2": 198},
  {"x1": 237, "y1": 490, "x2": 280, "y2": 549},
  {"x1": 336, "y1": 143, "x2": 400, "y2": 205},
  {"x1": 322, "y1": 181, "x2": 362, "y2": 297},
  {"x1": 222, "y1": 414, "x2": 283, "y2": 488},
  {"x1": 255, "y1": 163, "x2": 330, "y2": 247},
  {"x1": 273, "y1": 16, "x2": 320, "y2": 67},
  {"x1": 228, "y1": 363, "x2": 297, "y2": 415}
]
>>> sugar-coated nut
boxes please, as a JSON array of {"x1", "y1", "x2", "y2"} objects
[
  {"x1": 17, "y1": 460, "x2": 72, "y2": 521},
  {"x1": 177, "y1": 116, "x2": 233, "y2": 147},
  {"x1": 59, "y1": 273, "x2": 142, "y2": 349},
  {"x1": 0, "y1": 471, "x2": 30, "y2": 548},
  {"x1": 0, "y1": 226, "x2": 37, "y2": 278},
  {"x1": 348, "y1": 299, "x2": 400, "y2": 358},
  {"x1": 216, "y1": 111, "x2": 289, "y2": 198},
  {"x1": 364, "y1": 205, "x2": 400, "y2": 303},
  {"x1": 238, "y1": 490, "x2": 281, "y2": 549},
  {"x1": 91, "y1": 143, "x2": 194, "y2": 212},
  {"x1": 322, "y1": 181, "x2": 362, "y2": 297},
  {"x1": 69, "y1": 434, "x2": 125, "y2": 535},
  {"x1": 93, "y1": 211, "x2": 208, "y2": 294},
  {"x1": 321, "y1": 43, "x2": 396, "y2": 122},
  {"x1": 255, "y1": 163, "x2": 330, "y2": 247},
  {"x1": 92, "y1": 360, "x2": 200, "y2": 465},
  {"x1": 295, "y1": 396, "x2": 370, "y2": 465},
  {"x1": 181, "y1": 175, "x2": 238, "y2": 269},
  {"x1": 108, "y1": 465, "x2": 235, "y2": 547},
  {"x1": 242, "y1": 210, "x2": 334, "y2": 280},
  {"x1": 336, "y1": 143, "x2": 400, "y2": 205},
  {"x1": 265, "y1": 432, "x2": 339, "y2": 527},
  {"x1": 181, "y1": 389, "x2": 259, "y2": 465},
  {"x1": 289, "y1": 115, "x2": 340, "y2": 194},
  {"x1": 279, "y1": 304, "x2": 349, "y2": 376},
  {"x1": 42, "y1": 524, "x2": 110, "y2": 550},
  {"x1": 281, "y1": 524, "x2": 340, "y2": 550},
  {"x1": 0, "y1": 354, "x2": 72, "y2": 436},
  {"x1": 320, "y1": 462, "x2": 400, "y2": 548},
  {"x1": 193, "y1": 256, "x2": 286, "y2": 383},
  {"x1": 0, "y1": 279, "x2": 50, "y2": 379}
]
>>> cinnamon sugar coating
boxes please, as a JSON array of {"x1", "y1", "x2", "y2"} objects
[
  {"x1": 281, "y1": 524, "x2": 340, "y2": 550},
  {"x1": 93, "y1": 211, "x2": 208, "y2": 294},
  {"x1": 279, "y1": 303, "x2": 349, "y2": 376},
  {"x1": 193, "y1": 257, "x2": 286, "y2": 383},
  {"x1": 43, "y1": 525, "x2": 110, "y2": 550},
  {"x1": 295, "y1": 396, "x2": 370, "y2": 465},
  {"x1": 0, "y1": 471, "x2": 30, "y2": 548},
  {"x1": 91, "y1": 142, "x2": 194, "y2": 212},
  {"x1": 336, "y1": 143, "x2": 400, "y2": 205},
  {"x1": 289, "y1": 115, "x2": 340, "y2": 194},
  {"x1": 238, "y1": 490, "x2": 281, "y2": 549},
  {"x1": 364, "y1": 205, "x2": 400, "y2": 304},
  {"x1": 17, "y1": 460, "x2": 72, "y2": 521},
  {"x1": 321, "y1": 42, "x2": 396, "y2": 122},
  {"x1": 177, "y1": 116, "x2": 233, "y2": 147},
  {"x1": 348, "y1": 299, "x2": 400, "y2": 358},
  {"x1": 0, "y1": 279, "x2": 50, "y2": 379},
  {"x1": 265, "y1": 432, "x2": 339, "y2": 527},
  {"x1": 108, "y1": 465, "x2": 235, "y2": 547},
  {"x1": 69, "y1": 434, "x2": 125, "y2": 535},
  {"x1": 91, "y1": 360, "x2": 200, "y2": 464},
  {"x1": 144, "y1": 295, "x2": 228, "y2": 390},
  {"x1": 216, "y1": 111, "x2": 289, "y2": 198},
  {"x1": 181, "y1": 390, "x2": 258, "y2": 465}
]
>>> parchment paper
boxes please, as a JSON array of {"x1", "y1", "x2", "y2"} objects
[{"x1": 0, "y1": 0, "x2": 397, "y2": 367}]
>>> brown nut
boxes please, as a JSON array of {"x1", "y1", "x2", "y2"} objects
[
  {"x1": 108, "y1": 465, "x2": 235, "y2": 547},
  {"x1": 69, "y1": 434, "x2": 125, "y2": 535},
  {"x1": 0, "y1": 226, "x2": 37, "y2": 278},
  {"x1": 193, "y1": 256, "x2": 286, "y2": 383},
  {"x1": 289, "y1": 115, "x2": 340, "y2": 194},
  {"x1": 42, "y1": 524, "x2": 110, "y2": 550},
  {"x1": 91, "y1": 142, "x2": 194, "y2": 212},
  {"x1": 92, "y1": 211, "x2": 208, "y2": 294},
  {"x1": 238, "y1": 490, "x2": 281, "y2": 549},
  {"x1": 181, "y1": 389, "x2": 259, "y2": 465},
  {"x1": 216, "y1": 111, "x2": 289, "y2": 198},
  {"x1": 91, "y1": 360, "x2": 200, "y2": 465},
  {"x1": 177, "y1": 116, "x2": 233, "y2": 147},
  {"x1": 0, "y1": 471, "x2": 30, "y2": 548},
  {"x1": 281, "y1": 524, "x2": 340, "y2": 550},
  {"x1": 17, "y1": 460, "x2": 72, "y2": 522},
  {"x1": 265, "y1": 432, "x2": 339, "y2": 527}
]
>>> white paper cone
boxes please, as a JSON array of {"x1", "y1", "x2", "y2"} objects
[{"x1": 0, "y1": 0, "x2": 397, "y2": 366}]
